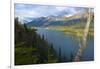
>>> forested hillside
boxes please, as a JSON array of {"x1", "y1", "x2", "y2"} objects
[{"x1": 15, "y1": 17, "x2": 58, "y2": 65}]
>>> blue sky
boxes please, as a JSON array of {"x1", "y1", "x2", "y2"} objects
[{"x1": 15, "y1": 3, "x2": 88, "y2": 22}]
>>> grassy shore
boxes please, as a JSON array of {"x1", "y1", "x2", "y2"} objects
[{"x1": 48, "y1": 25, "x2": 94, "y2": 37}]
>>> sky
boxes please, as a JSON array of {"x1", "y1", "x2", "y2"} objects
[{"x1": 14, "y1": 3, "x2": 88, "y2": 22}]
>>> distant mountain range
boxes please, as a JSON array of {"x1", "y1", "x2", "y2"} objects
[{"x1": 25, "y1": 12, "x2": 93, "y2": 27}]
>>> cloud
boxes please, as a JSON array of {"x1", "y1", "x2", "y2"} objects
[
  {"x1": 15, "y1": 7, "x2": 42, "y2": 18},
  {"x1": 55, "y1": 7, "x2": 67, "y2": 11},
  {"x1": 15, "y1": 3, "x2": 88, "y2": 19}
]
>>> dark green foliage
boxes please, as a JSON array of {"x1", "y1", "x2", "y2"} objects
[
  {"x1": 15, "y1": 17, "x2": 58, "y2": 65},
  {"x1": 70, "y1": 52, "x2": 74, "y2": 62},
  {"x1": 58, "y1": 47, "x2": 61, "y2": 62}
]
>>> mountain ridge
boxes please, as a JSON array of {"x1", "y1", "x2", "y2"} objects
[{"x1": 25, "y1": 12, "x2": 93, "y2": 27}]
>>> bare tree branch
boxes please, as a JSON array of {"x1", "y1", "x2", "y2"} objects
[{"x1": 74, "y1": 8, "x2": 92, "y2": 61}]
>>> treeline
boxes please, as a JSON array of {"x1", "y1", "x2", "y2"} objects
[{"x1": 15, "y1": 17, "x2": 58, "y2": 65}]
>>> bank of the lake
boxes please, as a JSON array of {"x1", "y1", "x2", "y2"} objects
[{"x1": 48, "y1": 26, "x2": 94, "y2": 37}]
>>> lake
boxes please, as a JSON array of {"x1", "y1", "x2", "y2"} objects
[{"x1": 36, "y1": 28, "x2": 94, "y2": 62}]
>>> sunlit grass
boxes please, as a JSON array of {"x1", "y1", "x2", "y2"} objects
[{"x1": 48, "y1": 25, "x2": 94, "y2": 37}]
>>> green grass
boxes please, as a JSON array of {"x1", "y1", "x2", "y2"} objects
[{"x1": 48, "y1": 25, "x2": 94, "y2": 37}]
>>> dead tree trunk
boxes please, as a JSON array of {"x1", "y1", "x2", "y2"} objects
[{"x1": 74, "y1": 8, "x2": 92, "y2": 61}]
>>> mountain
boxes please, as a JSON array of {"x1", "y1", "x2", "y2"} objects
[{"x1": 26, "y1": 12, "x2": 93, "y2": 27}]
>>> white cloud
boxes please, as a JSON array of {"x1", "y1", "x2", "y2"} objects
[
  {"x1": 15, "y1": 9, "x2": 41, "y2": 18},
  {"x1": 55, "y1": 7, "x2": 67, "y2": 11}
]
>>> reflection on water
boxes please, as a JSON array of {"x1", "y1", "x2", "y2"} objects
[{"x1": 36, "y1": 28, "x2": 94, "y2": 62}]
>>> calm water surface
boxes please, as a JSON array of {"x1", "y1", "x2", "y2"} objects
[{"x1": 36, "y1": 28, "x2": 94, "y2": 62}]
